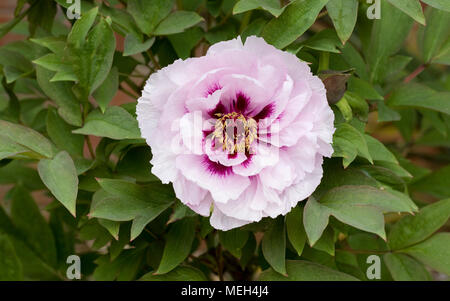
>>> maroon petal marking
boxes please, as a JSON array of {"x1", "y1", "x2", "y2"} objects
[
  {"x1": 206, "y1": 83, "x2": 222, "y2": 96},
  {"x1": 241, "y1": 153, "x2": 253, "y2": 168},
  {"x1": 252, "y1": 103, "x2": 274, "y2": 121},
  {"x1": 202, "y1": 155, "x2": 233, "y2": 177},
  {"x1": 208, "y1": 102, "x2": 226, "y2": 118},
  {"x1": 234, "y1": 92, "x2": 250, "y2": 114}
]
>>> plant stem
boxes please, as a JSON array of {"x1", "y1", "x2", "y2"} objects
[
  {"x1": 119, "y1": 85, "x2": 139, "y2": 98},
  {"x1": 124, "y1": 77, "x2": 141, "y2": 94},
  {"x1": 85, "y1": 136, "x2": 95, "y2": 159},
  {"x1": 83, "y1": 104, "x2": 96, "y2": 159},
  {"x1": 147, "y1": 49, "x2": 161, "y2": 70},
  {"x1": 318, "y1": 51, "x2": 330, "y2": 72},
  {"x1": 216, "y1": 245, "x2": 225, "y2": 281},
  {"x1": 403, "y1": 64, "x2": 427, "y2": 84}
]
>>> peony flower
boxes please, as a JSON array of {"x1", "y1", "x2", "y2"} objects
[{"x1": 137, "y1": 36, "x2": 335, "y2": 231}]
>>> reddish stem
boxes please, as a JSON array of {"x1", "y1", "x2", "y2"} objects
[{"x1": 403, "y1": 64, "x2": 427, "y2": 84}]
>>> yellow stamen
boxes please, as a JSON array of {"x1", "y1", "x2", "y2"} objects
[{"x1": 212, "y1": 112, "x2": 257, "y2": 154}]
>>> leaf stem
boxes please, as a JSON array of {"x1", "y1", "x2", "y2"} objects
[
  {"x1": 403, "y1": 63, "x2": 428, "y2": 84},
  {"x1": 147, "y1": 49, "x2": 161, "y2": 70},
  {"x1": 119, "y1": 85, "x2": 139, "y2": 98},
  {"x1": 318, "y1": 51, "x2": 330, "y2": 72},
  {"x1": 82, "y1": 104, "x2": 95, "y2": 159},
  {"x1": 216, "y1": 245, "x2": 225, "y2": 281}
]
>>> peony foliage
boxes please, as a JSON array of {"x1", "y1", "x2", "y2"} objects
[{"x1": 0, "y1": 0, "x2": 449, "y2": 281}]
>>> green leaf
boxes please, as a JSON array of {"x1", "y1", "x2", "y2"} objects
[
  {"x1": 326, "y1": 0, "x2": 358, "y2": 44},
  {"x1": 153, "y1": 11, "x2": 204, "y2": 35},
  {"x1": 314, "y1": 161, "x2": 381, "y2": 198},
  {"x1": 168, "y1": 27, "x2": 204, "y2": 59},
  {"x1": 262, "y1": 216, "x2": 286, "y2": 275},
  {"x1": 109, "y1": 222, "x2": 130, "y2": 259},
  {"x1": 73, "y1": 106, "x2": 141, "y2": 140},
  {"x1": 389, "y1": 198, "x2": 450, "y2": 250},
  {"x1": 233, "y1": 0, "x2": 283, "y2": 17},
  {"x1": 420, "y1": 6, "x2": 450, "y2": 63},
  {"x1": 262, "y1": 0, "x2": 329, "y2": 49},
  {"x1": 46, "y1": 108, "x2": 84, "y2": 157},
  {"x1": 205, "y1": 23, "x2": 237, "y2": 44},
  {"x1": 115, "y1": 146, "x2": 157, "y2": 182},
  {"x1": 345, "y1": 92, "x2": 369, "y2": 121},
  {"x1": 259, "y1": 260, "x2": 359, "y2": 281},
  {"x1": 10, "y1": 186, "x2": 57, "y2": 268},
  {"x1": 0, "y1": 136, "x2": 29, "y2": 160},
  {"x1": 33, "y1": 53, "x2": 74, "y2": 78},
  {"x1": 302, "y1": 29, "x2": 342, "y2": 53},
  {"x1": 93, "y1": 67, "x2": 119, "y2": 113},
  {"x1": 0, "y1": 160, "x2": 45, "y2": 191},
  {"x1": 312, "y1": 227, "x2": 335, "y2": 256},
  {"x1": 340, "y1": 43, "x2": 369, "y2": 80},
  {"x1": 156, "y1": 218, "x2": 196, "y2": 274},
  {"x1": 240, "y1": 234, "x2": 257, "y2": 269},
  {"x1": 93, "y1": 248, "x2": 145, "y2": 280},
  {"x1": 384, "y1": 253, "x2": 431, "y2": 281},
  {"x1": 379, "y1": 55, "x2": 413, "y2": 80},
  {"x1": 421, "y1": 0, "x2": 450, "y2": 12},
  {"x1": 242, "y1": 18, "x2": 267, "y2": 41},
  {"x1": 127, "y1": 0, "x2": 174, "y2": 35},
  {"x1": 219, "y1": 229, "x2": 249, "y2": 258},
  {"x1": 336, "y1": 97, "x2": 353, "y2": 121},
  {"x1": 35, "y1": 65, "x2": 83, "y2": 127},
  {"x1": 304, "y1": 186, "x2": 417, "y2": 245},
  {"x1": 0, "y1": 234, "x2": 23, "y2": 280},
  {"x1": 347, "y1": 76, "x2": 383, "y2": 100},
  {"x1": 388, "y1": 83, "x2": 450, "y2": 115},
  {"x1": 367, "y1": 0, "x2": 414, "y2": 82},
  {"x1": 79, "y1": 219, "x2": 112, "y2": 250},
  {"x1": 0, "y1": 49, "x2": 34, "y2": 84},
  {"x1": 377, "y1": 100, "x2": 401, "y2": 122},
  {"x1": 98, "y1": 219, "x2": 121, "y2": 241},
  {"x1": 168, "y1": 202, "x2": 196, "y2": 225},
  {"x1": 387, "y1": 0, "x2": 425, "y2": 25},
  {"x1": 100, "y1": 4, "x2": 142, "y2": 39},
  {"x1": 123, "y1": 35, "x2": 155, "y2": 56},
  {"x1": 67, "y1": 7, "x2": 99, "y2": 49},
  {"x1": 286, "y1": 206, "x2": 306, "y2": 256},
  {"x1": 302, "y1": 197, "x2": 332, "y2": 246},
  {"x1": 332, "y1": 122, "x2": 373, "y2": 167},
  {"x1": 91, "y1": 179, "x2": 174, "y2": 221},
  {"x1": 364, "y1": 135, "x2": 398, "y2": 164},
  {"x1": 140, "y1": 266, "x2": 207, "y2": 281},
  {"x1": 71, "y1": 17, "x2": 116, "y2": 97},
  {"x1": 38, "y1": 151, "x2": 78, "y2": 216},
  {"x1": 0, "y1": 120, "x2": 54, "y2": 158},
  {"x1": 412, "y1": 165, "x2": 450, "y2": 198},
  {"x1": 401, "y1": 233, "x2": 450, "y2": 276}
]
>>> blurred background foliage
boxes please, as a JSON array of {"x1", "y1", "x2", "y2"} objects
[{"x1": 0, "y1": 0, "x2": 449, "y2": 281}]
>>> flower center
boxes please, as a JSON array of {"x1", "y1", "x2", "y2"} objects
[{"x1": 212, "y1": 112, "x2": 257, "y2": 154}]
